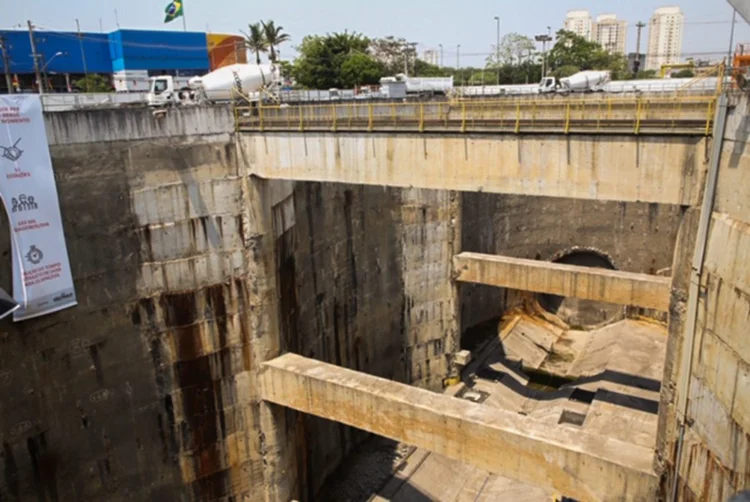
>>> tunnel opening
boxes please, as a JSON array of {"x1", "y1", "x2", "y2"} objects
[{"x1": 537, "y1": 248, "x2": 624, "y2": 329}]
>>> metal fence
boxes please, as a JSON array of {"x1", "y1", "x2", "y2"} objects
[
  {"x1": 41, "y1": 92, "x2": 148, "y2": 112},
  {"x1": 236, "y1": 95, "x2": 718, "y2": 135}
]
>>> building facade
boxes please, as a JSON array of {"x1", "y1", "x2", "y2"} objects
[
  {"x1": 564, "y1": 10, "x2": 593, "y2": 40},
  {"x1": 422, "y1": 49, "x2": 439, "y2": 67},
  {"x1": 645, "y1": 6, "x2": 684, "y2": 71},
  {"x1": 0, "y1": 28, "x2": 246, "y2": 93},
  {"x1": 594, "y1": 14, "x2": 627, "y2": 54}
]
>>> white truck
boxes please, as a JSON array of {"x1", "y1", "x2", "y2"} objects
[
  {"x1": 539, "y1": 70, "x2": 611, "y2": 94},
  {"x1": 147, "y1": 63, "x2": 278, "y2": 106},
  {"x1": 399, "y1": 75, "x2": 454, "y2": 96}
]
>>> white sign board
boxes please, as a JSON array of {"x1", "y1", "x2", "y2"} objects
[{"x1": 0, "y1": 94, "x2": 77, "y2": 321}]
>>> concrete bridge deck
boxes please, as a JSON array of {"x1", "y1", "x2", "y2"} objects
[{"x1": 237, "y1": 95, "x2": 717, "y2": 136}]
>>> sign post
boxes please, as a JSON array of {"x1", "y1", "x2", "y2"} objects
[{"x1": 0, "y1": 94, "x2": 77, "y2": 321}]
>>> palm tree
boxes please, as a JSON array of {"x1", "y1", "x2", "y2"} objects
[
  {"x1": 261, "y1": 20, "x2": 290, "y2": 64},
  {"x1": 242, "y1": 23, "x2": 268, "y2": 65}
]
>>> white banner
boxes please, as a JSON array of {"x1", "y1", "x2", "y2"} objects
[{"x1": 0, "y1": 94, "x2": 77, "y2": 321}]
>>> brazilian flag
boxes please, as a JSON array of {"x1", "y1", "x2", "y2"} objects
[{"x1": 164, "y1": 0, "x2": 184, "y2": 23}]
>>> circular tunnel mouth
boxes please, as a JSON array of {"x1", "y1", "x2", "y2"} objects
[{"x1": 537, "y1": 249, "x2": 624, "y2": 329}]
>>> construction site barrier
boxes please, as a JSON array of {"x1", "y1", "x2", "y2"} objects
[{"x1": 235, "y1": 95, "x2": 718, "y2": 136}]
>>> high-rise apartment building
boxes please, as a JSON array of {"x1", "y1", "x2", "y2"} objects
[
  {"x1": 594, "y1": 14, "x2": 627, "y2": 54},
  {"x1": 564, "y1": 10, "x2": 593, "y2": 40},
  {"x1": 422, "y1": 49, "x2": 439, "y2": 67},
  {"x1": 645, "y1": 6, "x2": 684, "y2": 71}
]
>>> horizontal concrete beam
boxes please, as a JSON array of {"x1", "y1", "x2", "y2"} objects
[
  {"x1": 260, "y1": 353, "x2": 658, "y2": 501},
  {"x1": 239, "y1": 134, "x2": 706, "y2": 205},
  {"x1": 454, "y1": 252, "x2": 671, "y2": 311}
]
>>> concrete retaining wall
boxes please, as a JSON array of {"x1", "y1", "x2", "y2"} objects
[
  {"x1": 658, "y1": 95, "x2": 750, "y2": 500},
  {"x1": 460, "y1": 192, "x2": 682, "y2": 333},
  {"x1": 0, "y1": 106, "x2": 289, "y2": 501}
]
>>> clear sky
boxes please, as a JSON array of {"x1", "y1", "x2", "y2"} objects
[{"x1": 5, "y1": 0, "x2": 750, "y2": 66}]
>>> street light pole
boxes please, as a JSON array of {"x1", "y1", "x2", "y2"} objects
[
  {"x1": 535, "y1": 27, "x2": 553, "y2": 78},
  {"x1": 494, "y1": 16, "x2": 500, "y2": 84},
  {"x1": 439, "y1": 44, "x2": 443, "y2": 67}
]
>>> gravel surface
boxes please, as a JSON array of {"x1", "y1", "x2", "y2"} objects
[{"x1": 315, "y1": 436, "x2": 411, "y2": 502}]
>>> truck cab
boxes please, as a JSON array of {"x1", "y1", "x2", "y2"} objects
[
  {"x1": 539, "y1": 76, "x2": 557, "y2": 93},
  {"x1": 147, "y1": 76, "x2": 193, "y2": 106},
  {"x1": 147, "y1": 76, "x2": 175, "y2": 106}
]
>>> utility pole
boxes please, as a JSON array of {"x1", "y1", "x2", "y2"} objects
[
  {"x1": 0, "y1": 36, "x2": 13, "y2": 94},
  {"x1": 76, "y1": 19, "x2": 90, "y2": 92},
  {"x1": 439, "y1": 44, "x2": 443, "y2": 67},
  {"x1": 457, "y1": 44, "x2": 461, "y2": 69},
  {"x1": 634, "y1": 21, "x2": 646, "y2": 75},
  {"x1": 535, "y1": 27, "x2": 553, "y2": 78},
  {"x1": 27, "y1": 20, "x2": 43, "y2": 94},
  {"x1": 494, "y1": 16, "x2": 500, "y2": 84}
]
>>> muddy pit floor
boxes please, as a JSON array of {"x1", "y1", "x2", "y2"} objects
[{"x1": 317, "y1": 313, "x2": 667, "y2": 502}]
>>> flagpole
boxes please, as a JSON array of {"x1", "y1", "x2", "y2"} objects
[{"x1": 182, "y1": 5, "x2": 187, "y2": 31}]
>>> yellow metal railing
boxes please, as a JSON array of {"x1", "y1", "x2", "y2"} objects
[{"x1": 236, "y1": 95, "x2": 717, "y2": 136}]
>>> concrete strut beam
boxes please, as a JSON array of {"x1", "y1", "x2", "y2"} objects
[
  {"x1": 260, "y1": 353, "x2": 658, "y2": 502},
  {"x1": 454, "y1": 252, "x2": 672, "y2": 311}
]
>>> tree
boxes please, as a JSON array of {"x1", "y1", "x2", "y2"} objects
[
  {"x1": 636, "y1": 69, "x2": 658, "y2": 79},
  {"x1": 73, "y1": 74, "x2": 111, "y2": 92},
  {"x1": 487, "y1": 33, "x2": 536, "y2": 67},
  {"x1": 370, "y1": 36, "x2": 411, "y2": 75},
  {"x1": 551, "y1": 65, "x2": 580, "y2": 79},
  {"x1": 340, "y1": 53, "x2": 384, "y2": 87},
  {"x1": 290, "y1": 32, "x2": 371, "y2": 89},
  {"x1": 673, "y1": 69, "x2": 695, "y2": 78},
  {"x1": 242, "y1": 23, "x2": 268, "y2": 64},
  {"x1": 262, "y1": 20, "x2": 291, "y2": 63},
  {"x1": 547, "y1": 30, "x2": 631, "y2": 80}
]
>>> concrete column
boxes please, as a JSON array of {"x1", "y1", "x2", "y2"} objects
[{"x1": 242, "y1": 175, "x2": 298, "y2": 501}]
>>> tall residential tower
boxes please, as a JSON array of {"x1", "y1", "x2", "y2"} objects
[
  {"x1": 564, "y1": 10, "x2": 593, "y2": 40},
  {"x1": 594, "y1": 14, "x2": 627, "y2": 54},
  {"x1": 645, "y1": 6, "x2": 684, "y2": 71}
]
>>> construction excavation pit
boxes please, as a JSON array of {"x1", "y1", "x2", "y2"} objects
[{"x1": 0, "y1": 92, "x2": 748, "y2": 502}]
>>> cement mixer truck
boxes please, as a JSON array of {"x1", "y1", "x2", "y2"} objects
[
  {"x1": 147, "y1": 63, "x2": 279, "y2": 107},
  {"x1": 539, "y1": 70, "x2": 611, "y2": 94}
]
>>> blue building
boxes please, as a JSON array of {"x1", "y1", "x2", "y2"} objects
[{"x1": 0, "y1": 28, "x2": 211, "y2": 92}]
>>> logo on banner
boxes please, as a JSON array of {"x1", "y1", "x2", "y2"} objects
[
  {"x1": 11, "y1": 194, "x2": 37, "y2": 213},
  {"x1": 1, "y1": 138, "x2": 23, "y2": 162},
  {"x1": 2, "y1": 138, "x2": 30, "y2": 179},
  {"x1": 25, "y1": 245, "x2": 44, "y2": 266}
]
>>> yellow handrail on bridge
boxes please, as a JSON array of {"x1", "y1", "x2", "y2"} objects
[{"x1": 238, "y1": 94, "x2": 717, "y2": 136}]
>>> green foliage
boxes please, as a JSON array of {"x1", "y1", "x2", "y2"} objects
[
  {"x1": 673, "y1": 69, "x2": 695, "y2": 78},
  {"x1": 370, "y1": 36, "x2": 411, "y2": 75},
  {"x1": 73, "y1": 74, "x2": 111, "y2": 93},
  {"x1": 551, "y1": 65, "x2": 579, "y2": 79},
  {"x1": 290, "y1": 32, "x2": 373, "y2": 89},
  {"x1": 242, "y1": 23, "x2": 268, "y2": 64},
  {"x1": 487, "y1": 33, "x2": 536, "y2": 67},
  {"x1": 547, "y1": 30, "x2": 631, "y2": 80},
  {"x1": 262, "y1": 20, "x2": 290, "y2": 63},
  {"x1": 636, "y1": 69, "x2": 658, "y2": 79},
  {"x1": 413, "y1": 59, "x2": 450, "y2": 77},
  {"x1": 340, "y1": 53, "x2": 385, "y2": 88}
]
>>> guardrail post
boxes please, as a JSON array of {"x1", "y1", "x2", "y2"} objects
[
  {"x1": 461, "y1": 102, "x2": 467, "y2": 133},
  {"x1": 332, "y1": 104, "x2": 337, "y2": 132},
  {"x1": 705, "y1": 98, "x2": 715, "y2": 136},
  {"x1": 391, "y1": 103, "x2": 397, "y2": 127},
  {"x1": 299, "y1": 105, "x2": 304, "y2": 132},
  {"x1": 419, "y1": 103, "x2": 425, "y2": 133},
  {"x1": 634, "y1": 98, "x2": 643, "y2": 135},
  {"x1": 368, "y1": 103, "x2": 374, "y2": 132},
  {"x1": 564, "y1": 102, "x2": 571, "y2": 134},
  {"x1": 515, "y1": 101, "x2": 521, "y2": 134}
]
